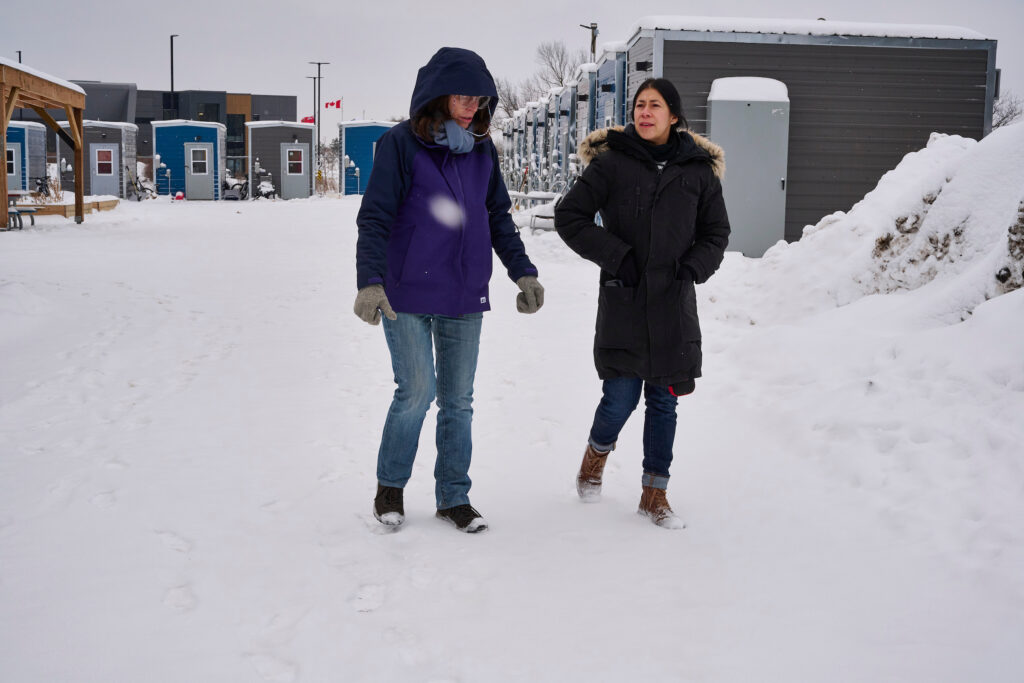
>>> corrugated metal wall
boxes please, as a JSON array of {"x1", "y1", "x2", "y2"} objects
[
  {"x1": 661, "y1": 38, "x2": 992, "y2": 240},
  {"x1": 628, "y1": 38, "x2": 655, "y2": 111}
]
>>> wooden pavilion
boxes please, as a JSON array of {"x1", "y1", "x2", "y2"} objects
[{"x1": 1, "y1": 58, "x2": 86, "y2": 227}]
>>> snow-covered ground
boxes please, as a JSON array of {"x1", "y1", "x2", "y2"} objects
[{"x1": 2, "y1": 124, "x2": 1023, "y2": 682}]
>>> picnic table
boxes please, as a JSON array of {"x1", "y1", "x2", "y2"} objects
[{"x1": 5, "y1": 192, "x2": 36, "y2": 230}]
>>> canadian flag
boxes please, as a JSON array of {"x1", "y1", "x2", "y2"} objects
[
  {"x1": 325, "y1": 99, "x2": 342, "y2": 109},
  {"x1": 300, "y1": 115, "x2": 315, "y2": 123}
]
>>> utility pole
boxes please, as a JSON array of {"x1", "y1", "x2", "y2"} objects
[
  {"x1": 580, "y1": 22, "x2": 599, "y2": 62},
  {"x1": 309, "y1": 61, "x2": 329, "y2": 168},
  {"x1": 306, "y1": 75, "x2": 317, "y2": 122},
  {"x1": 170, "y1": 35, "x2": 179, "y2": 92}
]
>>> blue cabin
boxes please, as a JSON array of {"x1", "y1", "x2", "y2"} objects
[
  {"x1": 339, "y1": 121, "x2": 395, "y2": 195},
  {"x1": 595, "y1": 43, "x2": 628, "y2": 129},
  {"x1": 5, "y1": 122, "x2": 47, "y2": 194},
  {"x1": 151, "y1": 120, "x2": 226, "y2": 200}
]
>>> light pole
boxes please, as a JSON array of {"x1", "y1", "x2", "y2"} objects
[
  {"x1": 306, "y1": 75, "x2": 317, "y2": 118},
  {"x1": 309, "y1": 61, "x2": 329, "y2": 169},
  {"x1": 580, "y1": 23, "x2": 598, "y2": 62},
  {"x1": 170, "y1": 35, "x2": 179, "y2": 93}
]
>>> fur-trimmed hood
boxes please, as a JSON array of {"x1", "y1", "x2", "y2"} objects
[{"x1": 578, "y1": 125, "x2": 725, "y2": 179}]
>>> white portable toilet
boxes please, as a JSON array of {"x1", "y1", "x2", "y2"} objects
[{"x1": 707, "y1": 77, "x2": 789, "y2": 257}]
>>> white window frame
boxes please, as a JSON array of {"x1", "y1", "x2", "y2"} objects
[
  {"x1": 190, "y1": 147, "x2": 209, "y2": 176},
  {"x1": 286, "y1": 147, "x2": 304, "y2": 176},
  {"x1": 94, "y1": 147, "x2": 115, "y2": 176},
  {"x1": 5, "y1": 148, "x2": 14, "y2": 176}
]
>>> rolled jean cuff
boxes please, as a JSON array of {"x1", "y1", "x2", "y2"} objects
[
  {"x1": 642, "y1": 472, "x2": 670, "y2": 490},
  {"x1": 587, "y1": 437, "x2": 616, "y2": 453}
]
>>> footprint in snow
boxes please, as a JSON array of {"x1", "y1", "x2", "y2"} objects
[
  {"x1": 357, "y1": 513, "x2": 401, "y2": 535},
  {"x1": 163, "y1": 585, "x2": 197, "y2": 612},
  {"x1": 353, "y1": 584, "x2": 386, "y2": 612},
  {"x1": 245, "y1": 653, "x2": 298, "y2": 683},
  {"x1": 90, "y1": 491, "x2": 117, "y2": 509},
  {"x1": 156, "y1": 531, "x2": 194, "y2": 554},
  {"x1": 318, "y1": 469, "x2": 343, "y2": 484}
]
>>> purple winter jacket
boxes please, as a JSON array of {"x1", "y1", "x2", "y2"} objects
[{"x1": 355, "y1": 48, "x2": 537, "y2": 317}]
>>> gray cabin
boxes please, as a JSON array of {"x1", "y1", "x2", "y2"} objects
[
  {"x1": 57, "y1": 121, "x2": 138, "y2": 198},
  {"x1": 245, "y1": 121, "x2": 315, "y2": 199},
  {"x1": 624, "y1": 16, "x2": 998, "y2": 242}
]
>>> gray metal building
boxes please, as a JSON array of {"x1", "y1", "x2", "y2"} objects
[
  {"x1": 56, "y1": 121, "x2": 138, "y2": 198},
  {"x1": 624, "y1": 17, "x2": 998, "y2": 241},
  {"x1": 246, "y1": 122, "x2": 315, "y2": 199}
]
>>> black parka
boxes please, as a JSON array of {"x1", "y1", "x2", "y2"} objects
[{"x1": 554, "y1": 125, "x2": 730, "y2": 386}]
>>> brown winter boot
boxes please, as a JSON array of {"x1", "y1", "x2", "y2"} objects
[
  {"x1": 576, "y1": 444, "x2": 610, "y2": 501},
  {"x1": 638, "y1": 484, "x2": 685, "y2": 529}
]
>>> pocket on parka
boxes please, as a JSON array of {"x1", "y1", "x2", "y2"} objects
[{"x1": 595, "y1": 285, "x2": 643, "y2": 350}]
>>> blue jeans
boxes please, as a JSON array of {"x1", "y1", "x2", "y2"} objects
[
  {"x1": 378, "y1": 312, "x2": 482, "y2": 508},
  {"x1": 588, "y1": 377, "x2": 678, "y2": 488}
]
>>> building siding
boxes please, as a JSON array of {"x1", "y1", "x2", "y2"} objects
[
  {"x1": 627, "y1": 37, "x2": 655, "y2": 113},
  {"x1": 340, "y1": 125, "x2": 392, "y2": 195}
]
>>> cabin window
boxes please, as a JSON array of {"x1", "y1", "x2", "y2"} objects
[
  {"x1": 287, "y1": 149, "x2": 303, "y2": 175},
  {"x1": 5, "y1": 149, "x2": 13, "y2": 175},
  {"x1": 191, "y1": 148, "x2": 208, "y2": 175},
  {"x1": 96, "y1": 149, "x2": 114, "y2": 176}
]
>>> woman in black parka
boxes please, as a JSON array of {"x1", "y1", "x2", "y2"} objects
[{"x1": 554, "y1": 78, "x2": 730, "y2": 529}]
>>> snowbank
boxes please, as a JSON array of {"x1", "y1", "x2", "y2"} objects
[{"x1": 713, "y1": 122, "x2": 1024, "y2": 326}]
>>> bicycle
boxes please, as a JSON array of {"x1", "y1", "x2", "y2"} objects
[{"x1": 124, "y1": 165, "x2": 156, "y2": 201}]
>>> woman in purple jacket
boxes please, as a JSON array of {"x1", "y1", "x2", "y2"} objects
[{"x1": 354, "y1": 47, "x2": 544, "y2": 533}]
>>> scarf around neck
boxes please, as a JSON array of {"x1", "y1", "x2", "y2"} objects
[{"x1": 433, "y1": 118, "x2": 477, "y2": 154}]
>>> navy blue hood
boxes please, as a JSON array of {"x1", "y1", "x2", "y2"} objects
[{"x1": 409, "y1": 47, "x2": 499, "y2": 119}]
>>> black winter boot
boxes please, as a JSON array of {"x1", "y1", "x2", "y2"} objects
[
  {"x1": 436, "y1": 504, "x2": 487, "y2": 533},
  {"x1": 373, "y1": 484, "x2": 405, "y2": 527}
]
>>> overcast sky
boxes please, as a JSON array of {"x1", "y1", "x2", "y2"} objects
[{"x1": 2, "y1": 0, "x2": 1020, "y2": 137}]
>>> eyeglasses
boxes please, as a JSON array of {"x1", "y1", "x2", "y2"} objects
[{"x1": 451, "y1": 95, "x2": 491, "y2": 110}]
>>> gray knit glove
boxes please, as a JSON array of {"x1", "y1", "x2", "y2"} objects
[
  {"x1": 353, "y1": 285, "x2": 397, "y2": 325},
  {"x1": 515, "y1": 276, "x2": 545, "y2": 314}
]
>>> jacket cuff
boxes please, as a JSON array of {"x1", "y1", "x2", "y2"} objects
[
  {"x1": 358, "y1": 275, "x2": 384, "y2": 289},
  {"x1": 602, "y1": 241, "x2": 631, "y2": 275},
  {"x1": 509, "y1": 265, "x2": 538, "y2": 282},
  {"x1": 679, "y1": 262, "x2": 703, "y2": 284}
]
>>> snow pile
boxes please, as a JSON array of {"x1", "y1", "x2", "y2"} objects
[{"x1": 716, "y1": 122, "x2": 1024, "y2": 326}]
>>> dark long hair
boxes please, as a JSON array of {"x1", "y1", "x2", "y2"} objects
[
  {"x1": 632, "y1": 78, "x2": 689, "y2": 131},
  {"x1": 411, "y1": 95, "x2": 492, "y2": 142}
]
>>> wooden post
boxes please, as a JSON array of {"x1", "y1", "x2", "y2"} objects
[
  {"x1": 1, "y1": 86, "x2": 8, "y2": 229},
  {"x1": 71, "y1": 107, "x2": 85, "y2": 224}
]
